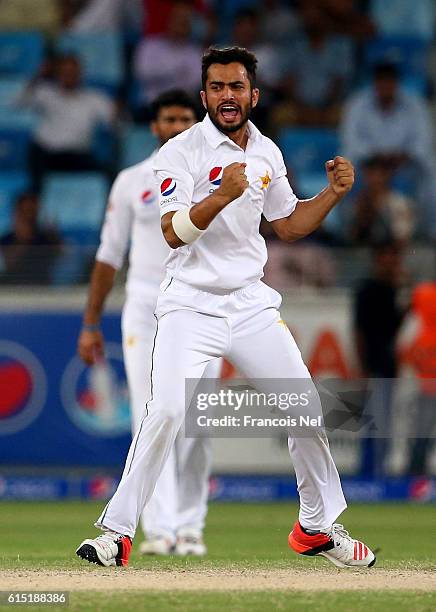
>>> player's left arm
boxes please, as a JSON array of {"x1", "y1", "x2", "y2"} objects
[{"x1": 270, "y1": 156, "x2": 354, "y2": 242}]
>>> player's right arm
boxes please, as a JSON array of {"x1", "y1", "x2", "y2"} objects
[
  {"x1": 160, "y1": 162, "x2": 248, "y2": 248},
  {"x1": 78, "y1": 261, "x2": 117, "y2": 365},
  {"x1": 78, "y1": 172, "x2": 133, "y2": 365}
]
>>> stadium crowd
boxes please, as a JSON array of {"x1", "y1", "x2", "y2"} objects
[{"x1": 0, "y1": 0, "x2": 435, "y2": 288}]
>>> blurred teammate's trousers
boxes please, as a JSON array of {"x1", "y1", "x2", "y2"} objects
[
  {"x1": 121, "y1": 294, "x2": 219, "y2": 542},
  {"x1": 97, "y1": 280, "x2": 347, "y2": 537}
]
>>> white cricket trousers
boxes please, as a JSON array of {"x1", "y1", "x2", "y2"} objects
[
  {"x1": 98, "y1": 280, "x2": 347, "y2": 538},
  {"x1": 121, "y1": 294, "x2": 220, "y2": 542}
]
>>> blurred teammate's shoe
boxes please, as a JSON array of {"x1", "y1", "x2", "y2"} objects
[
  {"x1": 288, "y1": 521, "x2": 376, "y2": 568},
  {"x1": 175, "y1": 529, "x2": 207, "y2": 556},
  {"x1": 139, "y1": 535, "x2": 174, "y2": 555},
  {"x1": 76, "y1": 530, "x2": 132, "y2": 567}
]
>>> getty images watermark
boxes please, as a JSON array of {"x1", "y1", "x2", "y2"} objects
[
  {"x1": 184, "y1": 377, "x2": 436, "y2": 439},
  {"x1": 195, "y1": 388, "x2": 321, "y2": 429}
]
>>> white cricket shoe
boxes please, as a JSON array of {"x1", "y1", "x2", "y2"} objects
[
  {"x1": 318, "y1": 523, "x2": 376, "y2": 568},
  {"x1": 139, "y1": 535, "x2": 174, "y2": 555},
  {"x1": 175, "y1": 529, "x2": 207, "y2": 556},
  {"x1": 289, "y1": 521, "x2": 376, "y2": 568},
  {"x1": 76, "y1": 530, "x2": 132, "y2": 567}
]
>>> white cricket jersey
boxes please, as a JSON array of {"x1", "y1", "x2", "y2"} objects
[
  {"x1": 153, "y1": 114, "x2": 297, "y2": 292},
  {"x1": 96, "y1": 151, "x2": 169, "y2": 300}
]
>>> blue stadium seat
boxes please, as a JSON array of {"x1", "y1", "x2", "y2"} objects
[
  {"x1": 40, "y1": 173, "x2": 109, "y2": 243},
  {"x1": 92, "y1": 123, "x2": 116, "y2": 167},
  {"x1": 56, "y1": 32, "x2": 123, "y2": 93},
  {"x1": 371, "y1": 0, "x2": 434, "y2": 42},
  {"x1": 0, "y1": 78, "x2": 39, "y2": 131},
  {"x1": 364, "y1": 36, "x2": 430, "y2": 92},
  {"x1": 120, "y1": 125, "x2": 157, "y2": 169},
  {"x1": 127, "y1": 78, "x2": 144, "y2": 113},
  {"x1": 0, "y1": 79, "x2": 38, "y2": 170},
  {"x1": 278, "y1": 128, "x2": 340, "y2": 199},
  {"x1": 40, "y1": 173, "x2": 109, "y2": 284},
  {"x1": 0, "y1": 171, "x2": 29, "y2": 237},
  {"x1": 278, "y1": 128, "x2": 339, "y2": 174},
  {"x1": 0, "y1": 107, "x2": 39, "y2": 130},
  {"x1": 0, "y1": 32, "x2": 44, "y2": 76},
  {"x1": 0, "y1": 127, "x2": 32, "y2": 170},
  {"x1": 0, "y1": 77, "x2": 27, "y2": 107}
]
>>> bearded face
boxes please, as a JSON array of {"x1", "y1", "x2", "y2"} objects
[{"x1": 201, "y1": 62, "x2": 259, "y2": 134}]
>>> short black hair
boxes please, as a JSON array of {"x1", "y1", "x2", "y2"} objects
[
  {"x1": 149, "y1": 89, "x2": 199, "y2": 121},
  {"x1": 201, "y1": 46, "x2": 258, "y2": 90},
  {"x1": 373, "y1": 62, "x2": 400, "y2": 81}
]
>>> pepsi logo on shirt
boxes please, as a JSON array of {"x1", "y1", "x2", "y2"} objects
[
  {"x1": 209, "y1": 167, "x2": 223, "y2": 186},
  {"x1": 141, "y1": 190, "x2": 155, "y2": 204},
  {"x1": 160, "y1": 178, "x2": 177, "y2": 197}
]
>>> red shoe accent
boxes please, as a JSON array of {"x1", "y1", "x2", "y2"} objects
[
  {"x1": 288, "y1": 521, "x2": 331, "y2": 554},
  {"x1": 353, "y1": 541, "x2": 368, "y2": 561},
  {"x1": 119, "y1": 536, "x2": 132, "y2": 566}
]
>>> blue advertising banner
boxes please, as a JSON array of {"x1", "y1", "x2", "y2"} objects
[
  {"x1": 0, "y1": 311, "x2": 132, "y2": 466},
  {"x1": 0, "y1": 473, "x2": 434, "y2": 502}
]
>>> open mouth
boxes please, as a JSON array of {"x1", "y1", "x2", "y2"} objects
[{"x1": 219, "y1": 104, "x2": 240, "y2": 122}]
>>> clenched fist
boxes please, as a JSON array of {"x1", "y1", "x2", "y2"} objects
[
  {"x1": 325, "y1": 156, "x2": 354, "y2": 197},
  {"x1": 216, "y1": 162, "x2": 249, "y2": 204}
]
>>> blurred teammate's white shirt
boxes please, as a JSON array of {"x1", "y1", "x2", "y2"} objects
[
  {"x1": 96, "y1": 152, "x2": 169, "y2": 302},
  {"x1": 153, "y1": 114, "x2": 297, "y2": 293}
]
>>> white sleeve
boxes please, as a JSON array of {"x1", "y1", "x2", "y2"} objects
[
  {"x1": 95, "y1": 171, "x2": 133, "y2": 270},
  {"x1": 263, "y1": 146, "x2": 298, "y2": 222},
  {"x1": 92, "y1": 92, "x2": 115, "y2": 124},
  {"x1": 16, "y1": 83, "x2": 53, "y2": 109},
  {"x1": 153, "y1": 142, "x2": 195, "y2": 216}
]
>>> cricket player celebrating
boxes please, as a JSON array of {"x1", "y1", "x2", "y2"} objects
[
  {"x1": 78, "y1": 89, "x2": 220, "y2": 556},
  {"x1": 77, "y1": 47, "x2": 376, "y2": 569}
]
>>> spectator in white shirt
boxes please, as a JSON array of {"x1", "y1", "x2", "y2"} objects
[
  {"x1": 133, "y1": 2, "x2": 201, "y2": 107},
  {"x1": 341, "y1": 63, "x2": 436, "y2": 238},
  {"x1": 19, "y1": 54, "x2": 115, "y2": 190}
]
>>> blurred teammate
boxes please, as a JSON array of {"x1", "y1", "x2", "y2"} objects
[
  {"x1": 78, "y1": 89, "x2": 220, "y2": 556},
  {"x1": 77, "y1": 47, "x2": 376, "y2": 569}
]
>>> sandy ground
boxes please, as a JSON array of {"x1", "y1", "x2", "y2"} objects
[{"x1": 1, "y1": 568, "x2": 435, "y2": 592}]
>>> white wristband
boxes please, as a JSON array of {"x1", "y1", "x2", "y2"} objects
[{"x1": 172, "y1": 208, "x2": 204, "y2": 244}]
